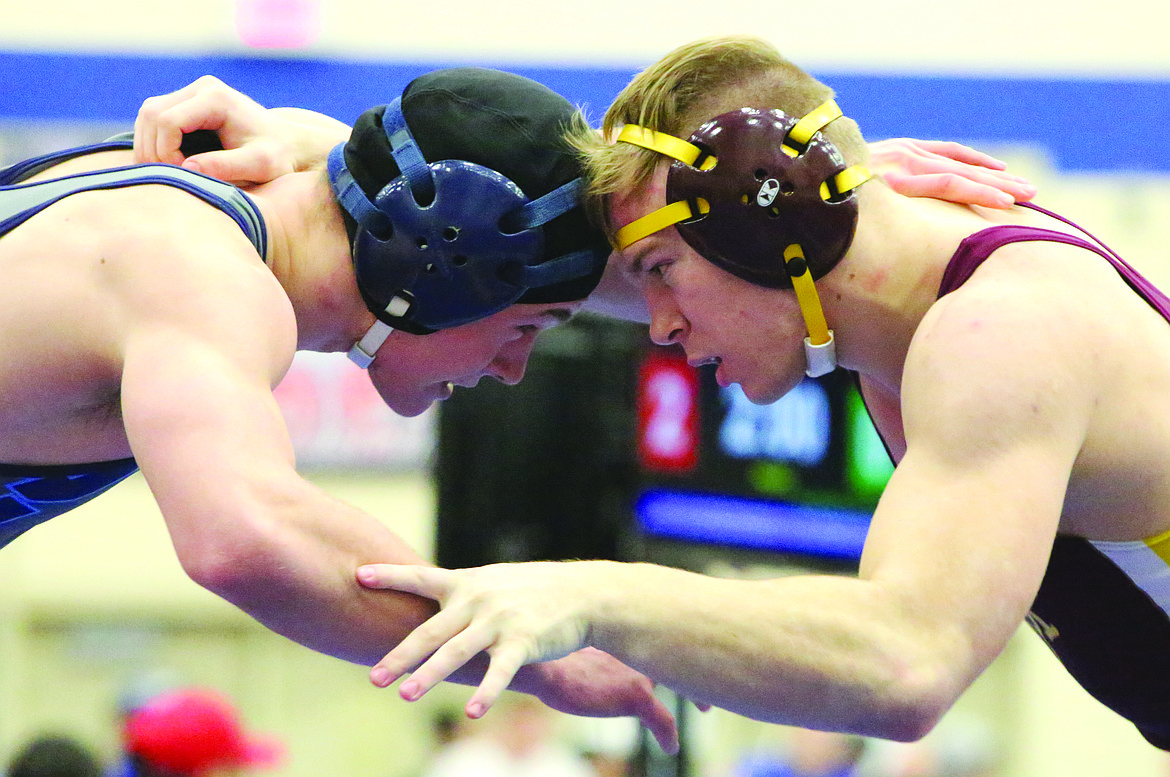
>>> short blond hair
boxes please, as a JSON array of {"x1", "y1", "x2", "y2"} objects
[{"x1": 574, "y1": 35, "x2": 869, "y2": 239}]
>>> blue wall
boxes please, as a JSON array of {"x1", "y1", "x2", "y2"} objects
[{"x1": 4, "y1": 49, "x2": 1169, "y2": 172}]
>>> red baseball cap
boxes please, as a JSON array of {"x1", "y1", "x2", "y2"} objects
[{"x1": 124, "y1": 688, "x2": 284, "y2": 775}]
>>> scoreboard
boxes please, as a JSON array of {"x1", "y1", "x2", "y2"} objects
[{"x1": 632, "y1": 345, "x2": 893, "y2": 566}]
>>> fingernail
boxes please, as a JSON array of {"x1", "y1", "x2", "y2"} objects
[
  {"x1": 467, "y1": 702, "x2": 485, "y2": 718},
  {"x1": 370, "y1": 667, "x2": 391, "y2": 687},
  {"x1": 400, "y1": 680, "x2": 420, "y2": 701},
  {"x1": 356, "y1": 566, "x2": 375, "y2": 583}
]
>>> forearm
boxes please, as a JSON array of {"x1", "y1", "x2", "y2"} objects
[
  {"x1": 587, "y1": 562, "x2": 965, "y2": 739},
  {"x1": 183, "y1": 479, "x2": 439, "y2": 665}
]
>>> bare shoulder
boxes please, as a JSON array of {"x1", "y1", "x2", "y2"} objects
[
  {"x1": 902, "y1": 239, "x2": 1132, "y2": 450},
  {"x1": 2, "y1": 182, "x2": 296, "y2": 378},
  {"x1": 919, "y1": 237, "x2": 1143, "y2": 364}
]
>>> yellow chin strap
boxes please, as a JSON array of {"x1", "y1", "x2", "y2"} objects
[{"x1": 784, "y1": 244, "x2": 836, "y2": 378}]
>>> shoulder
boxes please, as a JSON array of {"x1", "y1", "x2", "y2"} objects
[
  {"x1": 919, "y1": 236, "x2": 1124, "y2": 367},
  {"x1": 902, "y1": 240, "x2": 1114, "y2": 450},
  {"x1": 63, "y1": 185, "x2": 298, "y2": 379}
]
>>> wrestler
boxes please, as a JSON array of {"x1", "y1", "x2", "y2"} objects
[
  {"x1": 0, "y1": 67, "x2": 677, "y2": 748},
  {"x1": 357, "y1": 36, "x2": 1170, "y2": 752}
]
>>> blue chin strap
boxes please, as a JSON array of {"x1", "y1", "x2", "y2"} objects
[{"x1": 328, "y1": 97, "x2": 597, "y2": 368}]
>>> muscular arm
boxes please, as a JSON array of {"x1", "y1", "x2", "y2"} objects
[
  {"x1": 118, "y1": 221, "x2": 437, "y2": 663},
  {"x1": 358, "y1": 247, "x2": 1098, "y2": 739},
  {"x1": 113, "y1": 207, "x2": 675, "y2": 745}
]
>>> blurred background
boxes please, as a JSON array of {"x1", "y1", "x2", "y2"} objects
[{"x1": 3, "y1": 2, "x2": 1170, "y2": 776}]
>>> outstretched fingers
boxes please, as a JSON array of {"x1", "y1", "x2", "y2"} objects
[
  {"x1": 462, "y1": 641, "x2": 532, "y2": 718},
  {"x1": 357, "y1": 563, "x2": 453, "y2": 599},
  {"x1": 883, "y1": 170, "x2": 1018, "y2": 208},
  {"x1": 898, "y1": 139, "x2": 1010, "y2": 171},
  {"x1": 869, "y1": 137, "x2": 1037, "y2": 208},
  {"x1": 368, "y1": 605, "x2": 473, "y2": 691}
]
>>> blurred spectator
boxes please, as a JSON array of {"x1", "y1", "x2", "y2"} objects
[
  {"x1": 420, "y1": 693, "x2": 597, "y2": 777},
  {"x1": 111, "y1": 688, "x2": 283, "y2": 777},
  {"x1": 7, "y1": 734, "x2": 104, "y2": 777},
  {"x1": 734, "y1": 727, "x2": 866, "y2": 777}
]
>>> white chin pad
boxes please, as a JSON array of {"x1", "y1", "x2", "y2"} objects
[
  {"x1": 803, "y1": 331, "x2": 837, "y2": 378},
  {"x1": 347, "y1": 320, "x2": 394, "y2": 369}
]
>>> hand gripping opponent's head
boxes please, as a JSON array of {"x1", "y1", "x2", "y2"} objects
[
  {"x1": 328, "y1": 68, "x2": 609, "y2": 368},
  {"x1": 613, "y1": 100, "x2": 871, "y2": 377}
]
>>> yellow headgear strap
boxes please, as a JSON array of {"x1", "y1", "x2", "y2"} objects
[
  {"x1": 612, "y1": 124, "x2": 718, "y2": 251},
  {"x1": 614, "y1": 198, "x2": 710, "y2": 252},
  {"x1": 616, "y1": 124, "x2": 708, "y2": 167},
  {"x1": 785, "y1": 243, "x2": 837, "y2": 377},
  {"x1": 783, "y1": 100, "x2": 843, "y2": 156},
  {"x1": 783, "y1": 244, "x2": 831, "y2": 346}
]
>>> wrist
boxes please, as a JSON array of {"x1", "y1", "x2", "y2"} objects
[{"x1": 508, "y1": 659, "x2": 559, "y2": 696}]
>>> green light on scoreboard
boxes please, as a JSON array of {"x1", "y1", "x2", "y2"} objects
[{"x1": 846, "y1": 388, "x2": 894, "y2": 499}]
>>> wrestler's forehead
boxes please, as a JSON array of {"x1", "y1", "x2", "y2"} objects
[{"x1": 606, "y1": 167, "x2": 674, "y2": 276}]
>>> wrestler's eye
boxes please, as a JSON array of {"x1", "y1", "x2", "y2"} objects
[{"x1": 646, "y1": 259, "x2": 670, "y2": 276}]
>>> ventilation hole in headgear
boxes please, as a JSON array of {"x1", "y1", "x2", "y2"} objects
[
  {"x1": 754, "y1": 168, "x2": 768, "y2": 181},
  {"x1": 452, "y1": 255, "x2": 468, "y2": 267},
  {"x1": 416, "y1": 237, "x2": 429, "y2": 250},
  {"x1": 781, "y1": 182, "x2": 796, "y2": 196},
  {"x1": 692, "y1": 141, "x2": 717, "y2": 172},
  {"x1": 443, "y1": 226, "x2": 460, "y2": 242},
  {"x1": 680, "y1": 199, "x2": 709, "y2": 225},
  {"x1": 768, "y1": 207, "x2": 782, "y2": 218}
]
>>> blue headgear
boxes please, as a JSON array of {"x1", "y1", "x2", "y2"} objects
[{"x1": 328, "y1": 69, "x2": 608, "y2": 368}]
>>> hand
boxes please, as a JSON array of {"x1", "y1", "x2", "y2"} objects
[
  {"x1": 356, "y1": 561, "x2": 679, "y2": 751},
  {"x1": 133, "y1": 75, "x2": 347, "y2": 185},
  {"x1": 357, "y1": 562, "x2": 593, "y2": 703},
  {"x1": 528, "y1": 647, "x2": 679, "y2": 754},
  {"x1": 868, "y1": 138, "x2": 1037, "y2": 208}
]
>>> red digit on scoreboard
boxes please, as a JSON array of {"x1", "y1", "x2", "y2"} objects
[{"x1": 636, "y1": 348, "x2": 700, "y2": 473}]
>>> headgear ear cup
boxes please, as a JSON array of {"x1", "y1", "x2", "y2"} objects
[{"x1": 666, "y1": 105, "x2": 866, "y2": 288}]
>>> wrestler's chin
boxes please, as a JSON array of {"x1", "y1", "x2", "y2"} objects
[
  {"x1": 388, "y1": 382, "x2": 454, "y2": 418},
  {"x1": 740, "y1": 373, "x2": 803, "y2": 406}
]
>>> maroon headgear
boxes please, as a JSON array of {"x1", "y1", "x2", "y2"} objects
[{"x1": 613, "y1": 100, "x2": 871, "y2": 289}]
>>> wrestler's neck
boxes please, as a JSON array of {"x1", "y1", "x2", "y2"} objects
[
  {"x1": 823, "y1": 187, "x2": 996, "y2": 392},
  {"x1": 247, "y1": 173, "x2": 372, "y2": 353}
]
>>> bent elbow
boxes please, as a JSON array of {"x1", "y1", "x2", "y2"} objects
[
  {"x1": 869, "y1": 666, "x2": 964, "y2": 742},
  {"x1": 172, "y1": 517, "x2": 285, "y2": 598},
  {"x1": 876, "y1": 699, "x2": 947, "y2": 743}
]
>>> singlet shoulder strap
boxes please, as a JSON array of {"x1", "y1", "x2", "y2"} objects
[
  {"x1": 939, "y1": 202, "x2": 1167, "y2": 313},
  {"x1": 0, "y1": 139, "x2": 268, "y2": 260},
  {"x1": 940, "y1": 222, "x2": 1105, "y2": 297}
]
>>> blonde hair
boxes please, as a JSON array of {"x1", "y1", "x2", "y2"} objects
[{"x1": 573, "y1": 35, "x2": 869, "y2": 238}]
